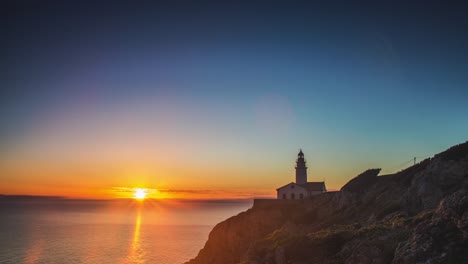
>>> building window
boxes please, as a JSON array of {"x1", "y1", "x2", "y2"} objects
[
  {"x1": 300, "y1": 193, "x2": 303, "y2": 199},
  {"x1": 291, "y1": 185, "x2": 294, "y2": 189},
  {"x1": 282, "y1": 194, "x2": 286, "y2": 199},
  {"x1": 291, "y1": 193, "x2": 295, "y2": 200}
]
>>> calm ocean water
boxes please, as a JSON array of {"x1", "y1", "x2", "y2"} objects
[{"x1": 0, "y1": 199, "x2": 252, "y2": 264}]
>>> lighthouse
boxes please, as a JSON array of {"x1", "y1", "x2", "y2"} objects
[
  {"x1": 276, "y1": 149, "x2": 327, "y2": 199},
  {"x1": 295, "y1": 149, "x2": 307, "y2": 184}
]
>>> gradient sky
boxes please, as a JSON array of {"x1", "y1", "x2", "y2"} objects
[{"x1": 1, "y1": 1, "x2": 468, "y2": 198}]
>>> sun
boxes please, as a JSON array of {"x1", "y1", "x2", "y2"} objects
[{"x1": 133, "y1": 188, "x2": 147, "y2": 200}]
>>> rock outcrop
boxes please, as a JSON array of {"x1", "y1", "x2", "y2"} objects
[
  {"x1": 185, "y1": 141, "x2": 468, "y2": 264},
  {"x1": 340, "y1": 168, "x2": 381, "y2": 193}
]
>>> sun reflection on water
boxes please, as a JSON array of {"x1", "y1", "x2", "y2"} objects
[
  {"x1": 24, "y1": 238, "x2": 45, "y2": 264},
  {"x1": 125, "y1": 205, "x2": 145, "y2": 264}
]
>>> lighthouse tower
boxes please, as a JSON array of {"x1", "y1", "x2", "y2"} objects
[{"x1": 295, "y1": 149, "x2": 307, "y2": 184}]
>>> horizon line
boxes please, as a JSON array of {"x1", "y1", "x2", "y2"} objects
[{"x1": 0, "y1": 194, "x2": 272, "y2": 203}]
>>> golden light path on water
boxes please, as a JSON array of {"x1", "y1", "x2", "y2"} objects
[
  {"x1": 126, "y1": 204, "x2": 144, "y2": 264},
  {"x1": 23, "y1": 228, "x2": 45, "y2": 264}
]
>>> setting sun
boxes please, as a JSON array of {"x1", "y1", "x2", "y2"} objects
[{"x1": 133, "y1": 188, "x2": 147, "y2": 200}]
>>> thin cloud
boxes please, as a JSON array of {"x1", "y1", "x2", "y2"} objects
[
  {"x1": 109, "y1": 187, "x2": 273, "y2": 199},
  {"x1": 110, "y1": 187, "x2": 157, "y2": 194},
  {"x1": 159, "y1": 189, "x2": 274, "y2": 198}
]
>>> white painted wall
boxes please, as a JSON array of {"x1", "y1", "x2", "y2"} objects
[{"x1": 277, "y1": 183, "x2": 308, "y2": 200}]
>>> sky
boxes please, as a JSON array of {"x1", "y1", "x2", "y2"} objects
[{"x1": 1, "y1": 1, "x2": 468, "y2": 199}]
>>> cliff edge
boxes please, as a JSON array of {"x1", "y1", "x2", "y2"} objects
[{"x1": 185, "y1": 142, "x2": 468, "y2": 264}]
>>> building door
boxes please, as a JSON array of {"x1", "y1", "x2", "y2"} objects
[
  {"x1": 291, "y1": 193, "x2": 295, "y2": 200},
  {"x1": 282, "y1": 194, "x2": 286, "y2": 199},
  {"x1": 300, "y1": 193, "x2": 303, "y2": 199}
]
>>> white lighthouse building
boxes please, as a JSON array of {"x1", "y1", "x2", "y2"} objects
[{"x1": 276, "y1": 150, "x2": 326, "y2": 199}]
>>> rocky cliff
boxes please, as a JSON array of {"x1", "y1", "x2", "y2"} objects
[{"x1": 185, "y1": 142, "x2": 468, "y2": 264}]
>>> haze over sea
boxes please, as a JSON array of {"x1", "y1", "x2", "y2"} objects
[{"x1": 0, "y1": 198, "x2": 252, "y2": 264}]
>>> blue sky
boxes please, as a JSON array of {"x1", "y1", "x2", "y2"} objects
[{"x1": 1, "y1": 1, "x2": 467, "y2": 196}]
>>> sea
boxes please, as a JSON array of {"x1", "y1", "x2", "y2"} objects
[{"x1": 0, "y1": 198, "x2": 252, "y2": 264}]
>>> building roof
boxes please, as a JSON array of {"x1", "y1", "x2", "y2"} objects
[
  {"x1": 299, "y1": 182, "x2": 326, "y2": 191},
  {"x1": 276, "y1": 181, "x2": 326, "y2": 191},
  {"x1": 276, "y1": 182, "x2": 299, "y2": 190}
]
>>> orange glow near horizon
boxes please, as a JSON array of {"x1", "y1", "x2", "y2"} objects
[
  {"x1": 0, "y1": 158, "x2": 282, "y2": 199},
  {"x1": 0, "y1": 184, "x2": 277, "y2": 200}
]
